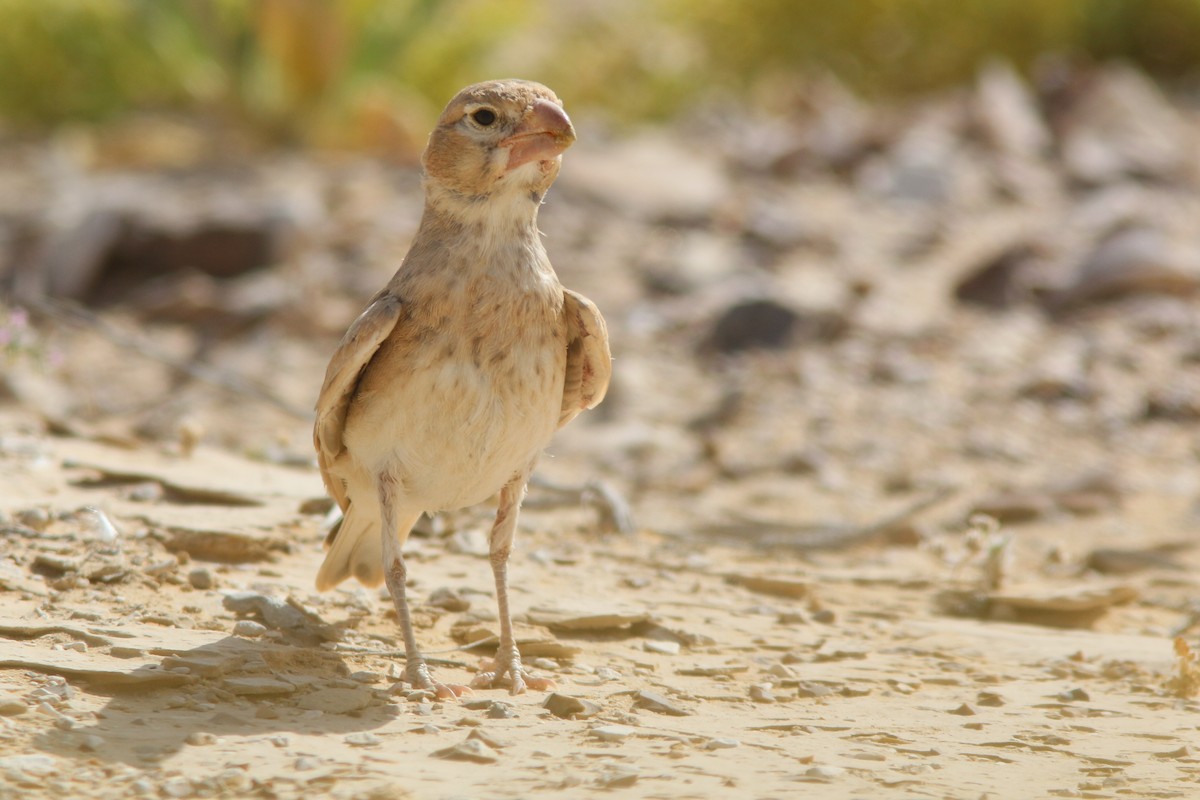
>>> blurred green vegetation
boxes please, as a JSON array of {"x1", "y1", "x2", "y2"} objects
[{"x1": 1, "y1": 0, "x2": 1198, "y2": 149}]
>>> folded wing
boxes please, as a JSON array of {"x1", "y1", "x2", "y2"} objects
[
  {"x1": 559, "y1": 288, "x2": 612, "y2": 428},
  {"x1": 313, "y1": 291, "x2": 404, "y2": 510}
]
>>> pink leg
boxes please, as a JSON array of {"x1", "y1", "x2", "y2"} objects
[
  {"x1": 379, "y1": 475, "x2": 470, "y2": 699},
  {"x1": 472, "y1": 473, "x2": 555, "y2": 694}
]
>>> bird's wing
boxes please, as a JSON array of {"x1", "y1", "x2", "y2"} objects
[
  {"x1": 559, "y1": 288, "x2": 612, "y2": 428},
  {"x1": 313, "y1": 291, "x2": 404, "y2": 510}
]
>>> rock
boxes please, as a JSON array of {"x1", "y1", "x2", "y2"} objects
[
  {"x1": 949, "y1": 703, "x2": 977, "y2": 716},
  {"x1": 297, "y1": 687, "x2": 374, "y2": 714},
  {"x1": 432, "y1": 738, "x2": 500, "y2": 763},
  {"x1": 0, "y1": 693, "x2": 28, "y2": 716},
  {"x1": 643, "y1": 640, "x2": 680, "y2": 656},
  {"x1": 700, "y1": 299, "x2": 801, "y2": 355},
  {"x1": 161, "y1": 777, "x2": 195, "y2": 798},
  {"x1": 1050, "y1": 227, "x2": 1200, "y2": 311},
  {"x1": 954, "y1": 242, "x2": 1044, "y2": 309},
  {"x1": 805, "y1": 765, "x2": 845, "y2": 780},
  {"x1": 187, "y1": 568, "x2": 216, "y2": 590},
  {"x1": 486, "y1": 702, "x2": 517, "y2": 720},
  {"x1": 969, "y1": 492, "x2": 1054, "y2": 524},
  {"x1": 0, "y1": 754, "x2": 57, "y2": 784},
  {"x1": 632, "y1": 689, "x2": 692, "y2": 716},
  {"x1": 426, "y1": 587, "x2": 471, "y2": 612},
  {"x1": 1057, "y1": 687, "x2": 1090, "y2": 702},
  {"x1": 232, "y1": 620, "x2": 267, "y2": 638},
  {"x1": 706, "y1": 737, "x2": 741, "y2": 750},
  {"x1": 596, "y1": 764, "x2": 640, "y2": 788},
  {"x1": 543, "y1": 693, "x2": 601, "y2": 720},
  {"x1": 986, "y1": 583, "x2": 1139, "y2": 628},
  {"x1": 1059, "y1": 66, "x2": 1193, "y2": 185},
  {"x1": 446, "y1": 529, "x2": 490, "y2": 558},
  {"x1": 974, "y1": 62, "x2": 1051, "y2": 160},
  {"x1": 977, "y1": 691, "x2": 1006, "y2": 707},
  {"x1": 677, "y1": 663, "x2": 749, "y2": 677},
  {"x1": 590, "y1": 724, "x2": 637, "y2": 743},
  {"x1": 749, "y1": 684, "x2": 777, "y2": 703},
  {"x1": 726, "y1": 574, "x2": 810, "y2": 599},
  {"x1": 14, "y1": 508, "x2": 50, "y2": 532},
  {"x1": 78, "y1": 734, "x2": 106, "y2": 752},
  {"x1": 1085, "y1": 545, "x2": 1188, "y2": 575},
  {"x1": 796, "y1": 682, "x2": 836, "y2": 699},
  {"x1": 345, "y1": 732, "x2": 381, "y2": 747},
  {"x1": 185, "y1": 732, "x2": 217, "y2": 746},
  {"x1": 222, "y1": 676, "x2": 296, "y2": 696},
  {"x1": 467, "y1": 728, "x2": 512, "y2": 750}
]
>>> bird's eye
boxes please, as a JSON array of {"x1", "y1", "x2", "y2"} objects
[{"x1": 471, "y1": 108, "x2": 497, "y2": 126}]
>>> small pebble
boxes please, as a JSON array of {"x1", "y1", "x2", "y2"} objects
[
  {"x1": 767, "y1": 663, "x2": 799, "y2": 679},
  {"x1": 78, "y1": 734, "x2": 106, "y2": 752},
  {"x1": 232, "y1": 620, "x2": 267, "y2": 638},
  {"x1": 590, "y1": 724, "x2": 636, "y2": 742},
  {"x1": 643, "y1": 640, "x2": 681, "y2": 655},
  {"x1": 432, "y1": 738, "x2": 499, "y2": 763},
  {"x1": 543, "y1": 693, "x2": 601, "y2": 719},
  {"x1": 0, "y1": 694, "x2": 29, "y2": 716},
  {"x1": 185, "y1": 732, "x2": 217, "y2": 746},
  {"x1": 345, "y1": 732, "x2": 381, "y2": 747},
  {"x1": 187, "y1": 568, "x2": 215, "y2": 590},
  {"x1": 427, "y1": 586, "x2": 471, "y2": 611},
  {"x1": 486, "y1": 702, "x2": 517, "y2": 720},
  {"x1": 161, "y1": 777, "x2": 194, "y2": 798},
  {"x1": 749, "y1": 684, "x2": 777, "y2": 703},
  {"x1": 15, "y1": 507, "x2": 50, "y2": 532},
  {"x1": 706, "y1": 737, "x2": 740, "y2": 750}
]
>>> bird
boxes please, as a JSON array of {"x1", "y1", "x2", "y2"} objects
[{"x1": 312, "y1": 79, "x2": 611, "y2": 698}]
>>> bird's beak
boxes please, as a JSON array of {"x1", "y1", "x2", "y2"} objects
[{"x1": 502, "y1": 99, "x2": 576, "y2": 171}]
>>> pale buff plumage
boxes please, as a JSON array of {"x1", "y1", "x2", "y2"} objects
[{"x1": 313, "y1": 80, "x2": 610, "y2": 697}]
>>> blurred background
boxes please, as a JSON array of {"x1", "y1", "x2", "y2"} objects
[
  {"x1": 2, "y1": 0, "x2": 1199, "y2": 150},
  {"x1": 2, "y1": 0, "x2": 1199, "y2": 538}
]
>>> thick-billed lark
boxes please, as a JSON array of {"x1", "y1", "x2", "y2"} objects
[{"x1": 313, "y1": 80, "x2": 611, "y2": 697}]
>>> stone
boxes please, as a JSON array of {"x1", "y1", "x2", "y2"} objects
[
  {"x1": 543, "y1": 693, "x2": 601, "y2": 720},
  {"x1": 432, "y1": 738, "x2": 499, "y2": 763},
  {"x1": 632, "y1": 690, "x2": 692, "y2": 716},
  {"x1": 590, "y1": 724, "x2": 637, "y2": 743},
  {"x1": 0, "y1": 694, "x2": 28, "y2": 716},
  {"x1": 187, "y1": 568, "x2": 215, "y2": 590}
]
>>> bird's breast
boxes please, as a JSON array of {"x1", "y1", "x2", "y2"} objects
[{"x1": 342, "y1": 289, "x2": 567, "y2": 511}]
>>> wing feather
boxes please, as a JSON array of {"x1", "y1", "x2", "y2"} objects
[
  {"x1": 559, "y1": 289, "x2": 611, "y2": 428},
  {"x1": 313, "y1": 291, "x2": 404, "y2": 509}
]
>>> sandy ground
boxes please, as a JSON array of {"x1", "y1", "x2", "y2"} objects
[{"x1": 2, "y1": 64, "x2": 1200, "y2": 798}]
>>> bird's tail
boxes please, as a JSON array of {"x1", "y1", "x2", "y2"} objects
[{"x1": 315, "y1": 502, "x2": 384, "y2": 591}]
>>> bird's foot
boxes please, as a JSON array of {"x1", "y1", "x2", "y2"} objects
[
  {"x1": 406, "y1": 660, "x2": 472, "y2": 700},
  {"x1": 471, "y1": 652, "x2": 556, "y2": 695}
]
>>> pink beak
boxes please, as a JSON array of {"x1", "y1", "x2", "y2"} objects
[{"x1": 501, "y1": 99, "x2": 576, "y2": 171}]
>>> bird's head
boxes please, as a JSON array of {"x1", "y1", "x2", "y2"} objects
[{"x1": 422, "y1": 80, "x2": 576, "y2": 210}]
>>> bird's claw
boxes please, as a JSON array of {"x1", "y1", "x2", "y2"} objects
[
  {"x1": 406, "y1": 661, "x2": 472, "y2": 699},
  {"x1": 472, "y1": 655, "x2": 556, "y2": 695}
]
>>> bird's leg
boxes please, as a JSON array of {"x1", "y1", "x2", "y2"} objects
[
  {"x1": 378, "y1": 475, "x2": 470, "y2": 699},
  {"x1": 472, "y1": 471, "x2": 555, "y2": 694}
]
